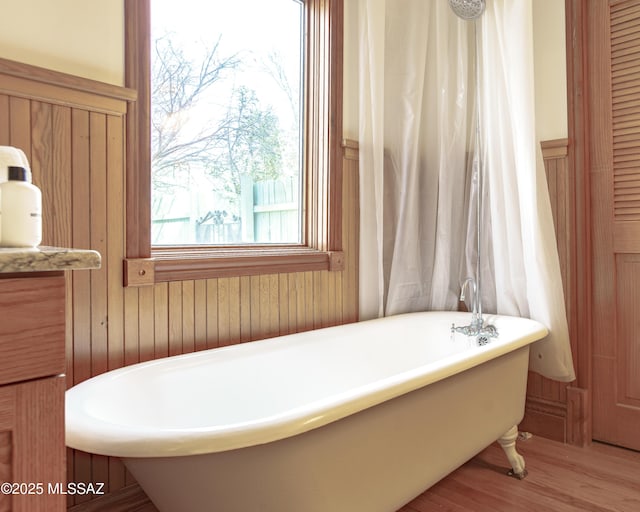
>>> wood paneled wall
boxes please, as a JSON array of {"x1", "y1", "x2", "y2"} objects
[
  {"x1": 0, "y1": 58, "x2": 360, "y2": 508},
  {"x1": 520, "y1": 138, "x2": 582, "y2": 443},
  {"x1": 0, "y1": 54, "x2": 583, "y2": 508}
]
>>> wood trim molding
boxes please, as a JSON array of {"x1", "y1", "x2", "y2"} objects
[
  {"x1": 565, "y1": 0, "x2": 593, "y2": 446},
  {"x1": 522, "y1": 384, "x2": 590, "y2": 446},
  {"x1": 328, "y1": 251, "x2": 345, "y2": 271},
  {"x1": 566, "y1": 385, "x2": 590, "y2": 446},
  {"x1": 124, "y1": 0, "x2": 151, "y2": 259},
  {"x1": 342, "y1": 139, "x2": 359, "y2": 161},
  {"x1": 541, "y1": 138, "x2": 569, "y2": 158},
  {"x1": 123, "y1": 258, "x2": 155, "y2": 287},
  {"x1": 325, "y1": 0, "x2": 344, "y2": 252},
  {"x1": 522, "y1": 396, "x2": 568, "y2": 443},
  {"x1": 151, "y1": 247, "x2": 343, "y2": 282},
  {"x1": 0, "y1": 58, "x2": 135, "y2": 116}
]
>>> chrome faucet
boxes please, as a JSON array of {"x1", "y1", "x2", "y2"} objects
[{"x1": 452, "y1": 277, "x2": 498, "y2": 345}]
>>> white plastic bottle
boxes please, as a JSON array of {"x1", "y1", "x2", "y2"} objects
[{"x1": 0, "y1": 166, "x2": 42, "y2": 247}]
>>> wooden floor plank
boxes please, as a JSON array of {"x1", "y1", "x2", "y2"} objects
[{"x1": 404, "y1": 435, "x2": 640, "y2": 512}]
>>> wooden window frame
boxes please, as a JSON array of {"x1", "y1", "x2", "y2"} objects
[{"x1": 123, "y1": 0, "x2": 344, "y2": 285}]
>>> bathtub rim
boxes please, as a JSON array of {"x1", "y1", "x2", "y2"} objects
[{"x1": 65, "y1": 311, "x2": 548, "y2": 458}]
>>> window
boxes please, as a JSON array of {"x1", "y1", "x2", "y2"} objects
[
  {"x1": 150, "y1": 0, "x2": 303, "y2": 246},
  {"x1": 124, "y1": 0, "x2": 343, "y2": 284}
]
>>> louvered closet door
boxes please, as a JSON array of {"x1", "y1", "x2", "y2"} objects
[{"x1": 591, "y1": 0, "x2": 640, "y2": 450}]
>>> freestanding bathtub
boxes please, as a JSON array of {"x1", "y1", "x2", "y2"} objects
[{"x1": 66, "y1": 311, "x2": 548, "y2": 512}]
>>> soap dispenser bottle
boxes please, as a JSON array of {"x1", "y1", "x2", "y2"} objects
[{"x1": 0, "y1": 166, "x2": 42, "y2": 247}]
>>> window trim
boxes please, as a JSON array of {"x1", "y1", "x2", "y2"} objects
[{"x1": 123, "y1": 0, "x2": 344, "y2": 285}]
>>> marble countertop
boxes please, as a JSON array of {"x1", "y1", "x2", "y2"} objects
[{"x1": 0, "y1": 246, "x2": 101, "y2": 273}]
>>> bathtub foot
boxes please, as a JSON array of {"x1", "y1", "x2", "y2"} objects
[{"x1": 497, "y1": 425, "x2": 528, "y2": 480}]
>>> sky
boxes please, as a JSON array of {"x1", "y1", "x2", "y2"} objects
[{"x1": 150, "y1": 0, "x2": 303, "y2": 123}]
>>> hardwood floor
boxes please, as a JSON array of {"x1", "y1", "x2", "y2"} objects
[
  {"x1": 71, "y1": 435, "x2": 640, "y2": 512},
  {"x1": 400, "y1": 435, "x2": 640, "y2": 512}
]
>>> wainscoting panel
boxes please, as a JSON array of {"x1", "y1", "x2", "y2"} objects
[
  {"x1": 0, "y1": 57, "x2": 360, "y2": 508},
  {"x1": 520, "y1": 139, "x2": 577, "y2": 442}
]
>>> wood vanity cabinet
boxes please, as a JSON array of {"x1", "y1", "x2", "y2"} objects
[{"x1": 0, "y1": 272, "x2": 66, "y2": 512}]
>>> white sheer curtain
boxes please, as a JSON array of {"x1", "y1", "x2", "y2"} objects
[
  {"x1": 359, "y1": 0, "x2": 473, "y2": 317},
  {"x1": 358, "y1": 0, "x2": 575, "y2": 382}
]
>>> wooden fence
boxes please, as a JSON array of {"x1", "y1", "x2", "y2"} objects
[{"x1": 154, "y1": 175, "x2": 300, "y2": 244}]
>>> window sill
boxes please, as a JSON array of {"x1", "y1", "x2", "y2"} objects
[{"x1": 123, "y1": 248, "x2": 344, "y2": 286}]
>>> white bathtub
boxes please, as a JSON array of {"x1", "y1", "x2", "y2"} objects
[{"x1": 66, "y1": 311, "x2": 547, "y2": 512}]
